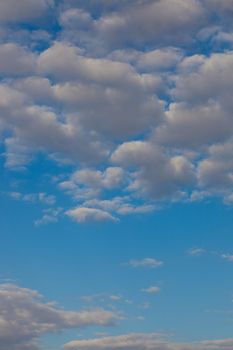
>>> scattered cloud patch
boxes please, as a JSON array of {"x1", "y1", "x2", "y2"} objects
[
  {"x1": 9, "y1": 191, "x2": 56, "y2": 205},
  {"x1": 34, "y1": 207, "x2": 62, "y2": 226}
]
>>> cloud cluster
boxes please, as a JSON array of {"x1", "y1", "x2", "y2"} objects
[
  {"x1": 0, "y1": 284, "x2": 118, "y2": 350},
  {"x1": 9, "y1": 191, "x2": 56, "y2": 205},
  {"x1": 0, "y1": 283, "x2": 231, "y2": 350},
  {"x1": 1, "y1": 0, "x2": 233, "y2": 222},
  {"x1": 112, "y1": 141, "x2": 196, "y2": 199},
  {"x1": 59, "y1": 0, "x2": 205, "y2": 50}
]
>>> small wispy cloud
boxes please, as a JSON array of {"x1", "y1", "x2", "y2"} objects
[
  {"x1": 9, "y1": 191, "x2": 56, "y2": 205},
  {"x1": 34, "y1": 207, "x2": 62, "y2": 226},
  {"x1": 187, "y1": 247, "x2": 206, "y2": 256},
  {"x1": 109, "y1": 295, "x2": 122, "y2": 301},
  {"x1": 220, "y1": 254, "x2": 233, "y2": 262},
  {"x1": 127, "y1": 258, "x2": 163, "y2": 268},
  {"x1": 141, "y1": 286, "x2": 161, "y2": 294}
]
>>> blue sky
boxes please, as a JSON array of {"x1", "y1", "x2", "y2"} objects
[{"x1": 1, "y1": 1, "x2": 233, "y2": 349}]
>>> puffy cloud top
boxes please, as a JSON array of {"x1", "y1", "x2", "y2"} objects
[{"x1": 0, "y1": 0, "x2": 233, "y2": 219}]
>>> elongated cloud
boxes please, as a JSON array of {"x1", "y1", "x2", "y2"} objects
[
  {"x1": 0, "y1": 284, "x2": 118, "y2": 350},
  {"x1": 64, "y1": 333, "x2": 233, "y2": 350},
  {"x1": 128, "y1": 258, "x2": 163, "y2": 268},
  {"x1": 66, "y1": 207, "x2": 118, "y2": 223}
]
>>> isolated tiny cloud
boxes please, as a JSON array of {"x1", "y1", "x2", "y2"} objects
[
  {"x1": 221, "y1": 254, "x2": 233, "y2": 262},
  {"x1": 0, "y1": 0, "x2": 54, "y2": 23},
  {"x1": 187, "y1": 248, "x2": 206, "y2": 256},
  {"x1": 128, "y1": 258, "x2": 163, "y2": 268},
  {"x1": 0, "y1": 283, "x2": 118, "y2": 350},
  {"x1": 64, "y1": 333, "x2": 233, "y2": 350},
  {"x1": 141, "y1": 286, "x2": 161, "y2": 294}
]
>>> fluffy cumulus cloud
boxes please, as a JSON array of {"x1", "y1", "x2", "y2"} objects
[
  {"x1": 112, "y1": 141, "x2": 196, "y2": 199},
  {"x1": 0, "y1": 284, "x2": 118, "y2": 350},
  {"x1": 156, "y1": 51, "x2": 233, "y2": 148},
  {"x1": 38, "y1": 42, "x2": 163, "y2": 137},
  {"x1": 59, "y1": 0, "x2": 205, "y2": 50},
  {"x1": 64, "y1": 333, "x2": 233, "y2": 350},
  {"x1": 60, "y1": 167, "x2": 125, "y2": 195},
  {"x1": 0, "y1": 43, "x2": 36, "y2": 76},
  {"x1": 98, "y1": 0, "x2": 205, "y2": 47},
  {"x1": 1, "y1": 0, "x2": 233, "y2": 223}
]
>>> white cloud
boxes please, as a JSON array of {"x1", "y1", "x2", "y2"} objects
[
  {"x1": 109, "y1": 295, "x2": 121, "y2": 301},
  {"x1": 82, "y1": 198, "x2": 129, "y2": 213},
  {"x1": 112, "y1": 141, "x2": 196, "y2": 200},
  {"x1": 141, "y1": 286, "x2": 161, "y2": 294},
  {"x1": 0, "y1": 43, "x2": 36, "y2": 76},
  {"x1": 117, "y1": 204, "x2": 155, "y2": 215},
  {"x1": 127, "y1": 258, "x2": 163, "y2": 268},
  {"x1": 13, "y1": 76, "x2": 54, "y2": 104},
  {"x1": 197, "y1": 140, "x2": 233, "y2": 199},
  {"x1": 188, "y1": 248, "x2": 206, "y2": 256},
  {"x1": 59, "y1": 167, "x2": 157, "y2": 222},
  {"x1": 0, "y1": 0, "x2": 233, "y2": 216},
  {"x1": 156, "y1": 51, "x2": 233, "y2": 149},
  {"x1": 59, "y1": 168, "x2": 125, "y2": 204},
  {"x1": 94, "y1": 0, "x2": 205, "y2": 49},
  {"x1": 64, "y1": 333, "x2": 233, "y2": 350},
  {"x1": 0, "y1": 0, "x2": 54, "y2": 23},
  {"x1": 70, "y1": 167, "x2": 125, "y2": 190},
  {"x1": 79, "y1": 198, "x2": 155, "y2": 219},
  {"x1": 66, "y1": 207, "x2": 118, "y2": 223},
  {"x1": 221, "y1": 254, "x2": 233, "y2": 262},
  {"x1": 0, "y1": 284, "x2": 118, "y2": 350},
  {"x1": 60, "y1": 8, "x2": 91, "y2": 27},
  {"x1": 0, "y1": 83, "x2": 107, "y2": 169},
  {"x1": 137, "y1": 48, "x2": 183, "y2": 71},
  {"x1": 39, "y1": 42, "x2": 163, "y2": 138},
  {"x1": 9, "y1": 191, "x2": 56, "y2": 205},
  {"x1": 204, "y1": 0, "x2": 233, "y2": 14},
  {"x1": 34, "y1": 207, "x2": 62, "y2": 226}
]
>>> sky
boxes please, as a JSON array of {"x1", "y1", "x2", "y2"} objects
[{"x1": 0, "y1": 0, "x2": 233, "y2": 349}]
